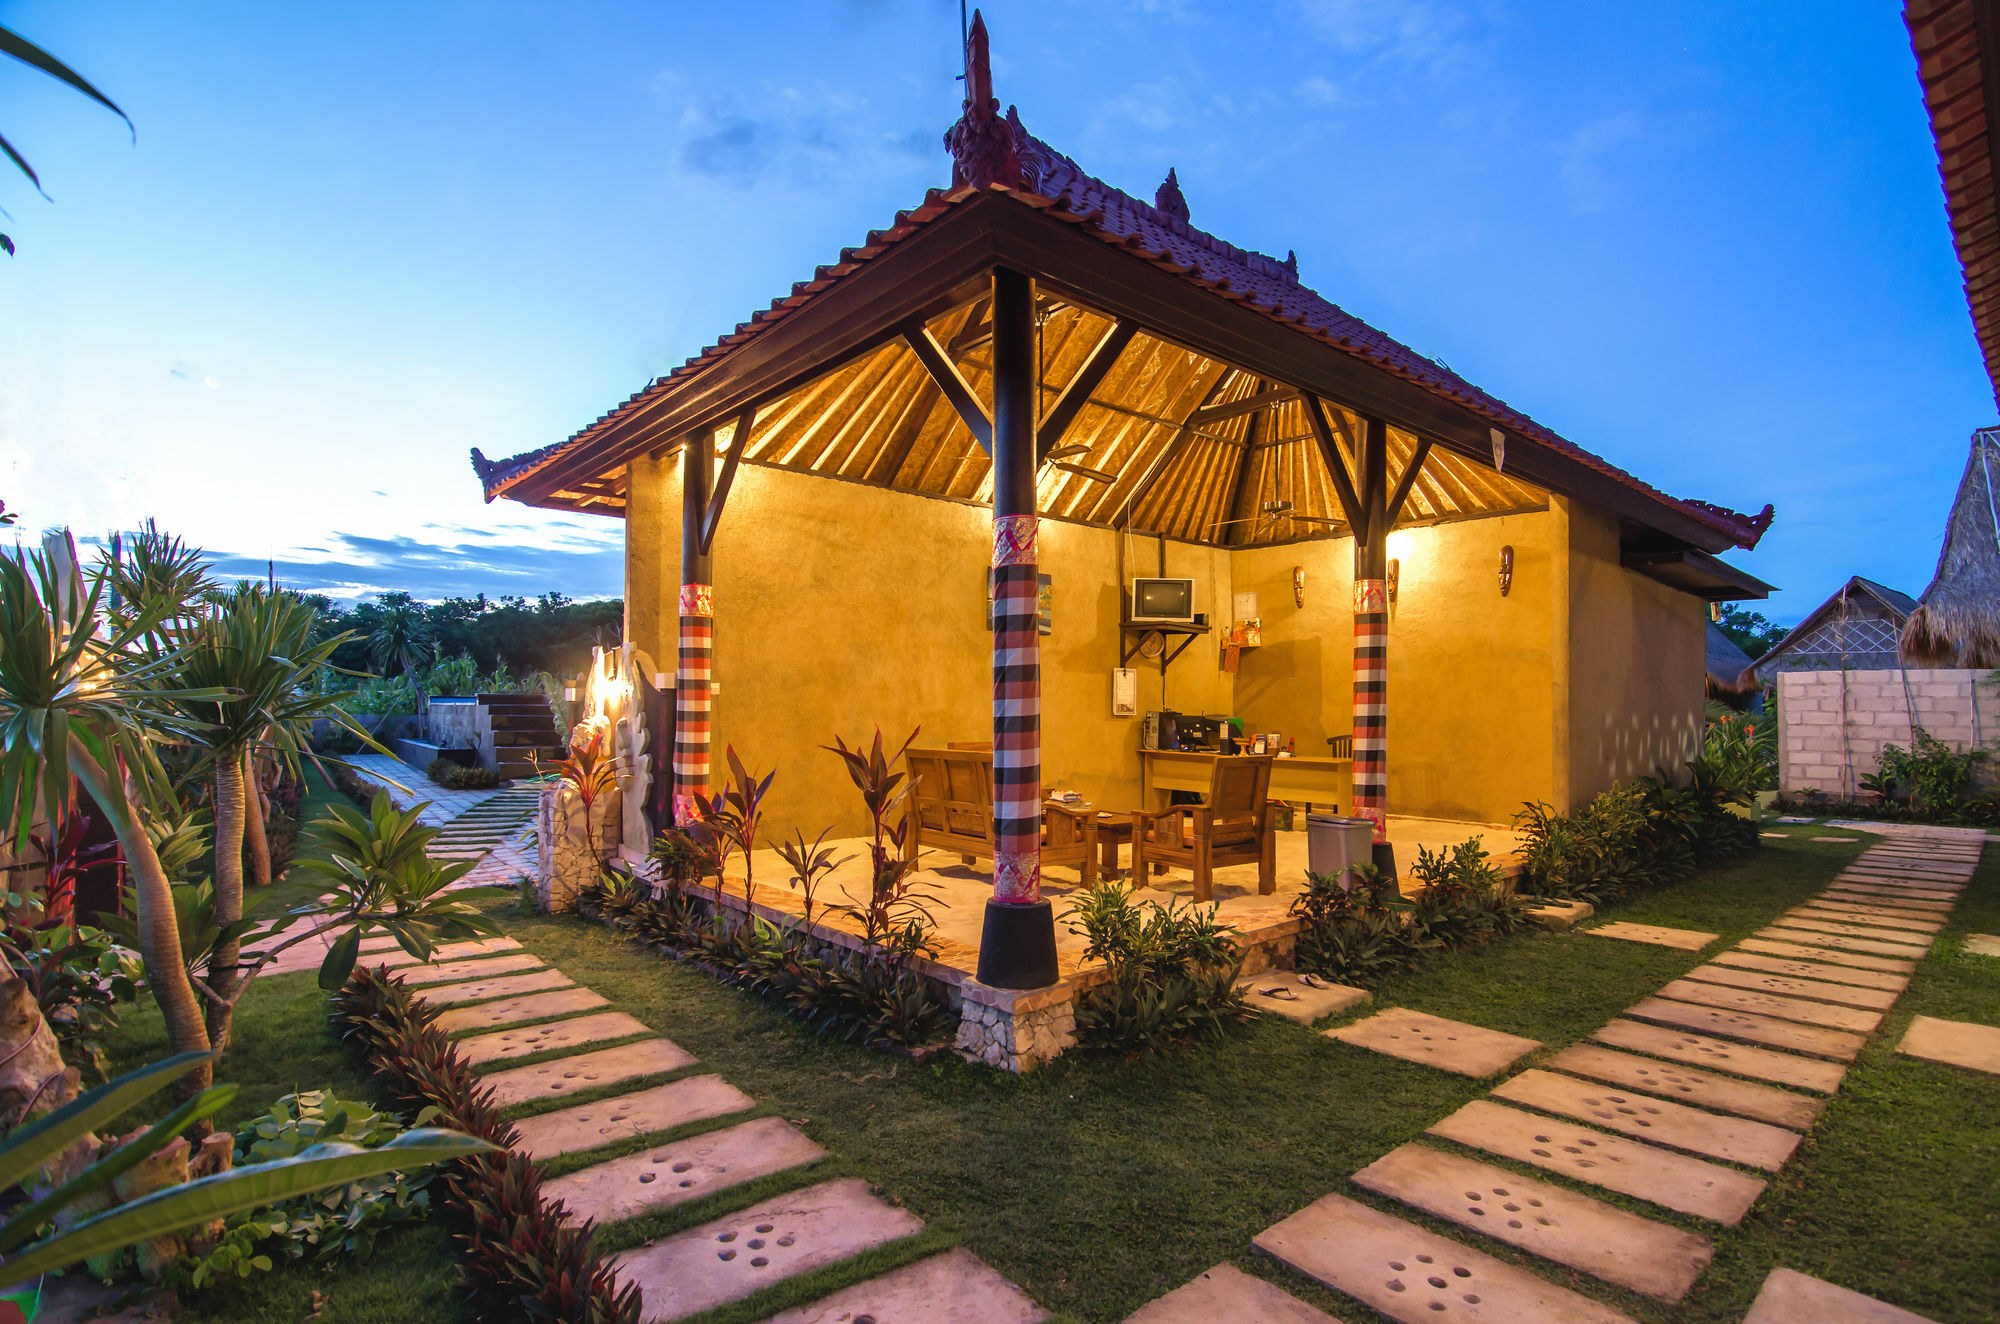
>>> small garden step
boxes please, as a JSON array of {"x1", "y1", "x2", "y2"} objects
[
  {"x1": 772, "y1": 1249, "x2": 1051, "y2": 1324},
  {"x1": 1743, "y1": 1266, "x2": 1939, "y2": 1323},
  {"x1": 434, "y1": 987, "x2": 608, "y2": 1033},
  {"x1": 1653, "y1": 979, "x2": 1882, "y2": 1035},
  {"x1": 1623, "y1": 998, "x2": 1866, "y2": 1061},
  {"x1": 1582, "y1": 921, "x2": 1717, "y2": 951},
  {"x1": 542, "y1": 1116, "x2": 824, "y2": 1225},
  {"x1": 1734, "y1": 938, "x2": 1915, "y2": 975},
  {"x1": 423, "y1": 967, "x2": 574, "y2": 1005},
  {"x1": 1590, "y1": 1019, "x2": 1845, "y2": 1093},
  {"x1": 1543, "y1": 1043, "x2": 1825, "y2": 1130},
  {"x1": 1123, "y1": 1262, "x2": 1334, "y2": 1323},
  {"x1": 459, "y1": 1011, "x2": 653, "y2": 1067},
  {"x1": 483, "y1": 1038, "x2": 697, "y2": 1109},
  {"x1": 1762, "y1": 918, "x2": 1931, "y2": 949},
  {"x1": 609, "y1": 1177, "x2": 925, "y2": 1323},
  {"x1": 1426, "y1": 1098, "x2": 1765, "y2": 1224},
  {"x1": 398, "y1": 952, "x2": 547, "y2": 986},
  {"x1": 1350, "y1": 1142, "x2": 1713, "y2": 1302},
  {"x1": 1675, "y1": 963, "x2": 1896, "y2": 1012},
  {"x1": 1709, "y1": 949, "x2": 1910, "y2": 992},
  {"x1": 1325, "y1": 1008, "x2": 1540, "y2": 1078},
  {"x1": 511, "y1": 1074, "x2": 757, "y2": 1161},
  {"x1": 1490, "y1": 1068, "x2": 1800, "y2": 1170},
  {"x1": 1253, "y1": 1191, "x2": 1635, "y2": 1324}
]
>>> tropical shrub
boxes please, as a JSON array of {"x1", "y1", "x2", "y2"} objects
[
  {"x1": 0, "y1": 923, "x2": 138, "y2": 1083},
  {"x1": 425, "y1": 757, "x2": 500, "y2": 791},
  {"x1": 1061, "y1": 881, "x2": 1251, "y2": 1054}
]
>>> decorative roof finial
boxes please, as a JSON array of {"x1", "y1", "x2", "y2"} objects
[
  {"x1": 1155, "y1": 167, "x2": 1190, "y2": 222},
  {"x1": 1284, "y1": 249, "x2": 1299, "y2": 279},
  {"x1": 944, "y1": 10, "x2": 1023, "y2": 190}
]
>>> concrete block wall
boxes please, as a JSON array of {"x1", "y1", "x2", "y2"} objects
[
  {"x1": 1777, "y1": 668, "x2": 2000, "y2": 796},
  {"x1": 425, "y1": 698, "x2": 479, "y2": 749}
]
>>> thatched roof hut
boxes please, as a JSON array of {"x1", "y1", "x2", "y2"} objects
[
  {"x1": 1901, "y1": 427, "x2": 2000, "y2": 666},
  {"x1": 1706, "y1": 622, "x2": 1758, "y2": 699}
]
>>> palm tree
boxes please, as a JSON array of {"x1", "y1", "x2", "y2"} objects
[
  {"x1": 0, "y1": 535, "x2": 222, "y2": 1097},
  {"x1": 2, "y1": 24, "x2": 132, "y2": 257},
  {"x1": 367, "y1": 593, "x2": 430, "y2": 679},
  {"x1": 170, "y1": 582, "x2": 371, "y2": 1050}
]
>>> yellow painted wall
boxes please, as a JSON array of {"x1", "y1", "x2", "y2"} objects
[
  {"x1": 1562, "y1": 500, "x2": 1706, "y2": 799},
  {"x1": 620, "y1": 463, "x2": 1710, "y2": 842},
  {"x1": 1231, "y1": 512, "x2": 1562, "y2": 824},
  {"x1": 703, "y1": 464, "x2": 1232, "y2": 842}
]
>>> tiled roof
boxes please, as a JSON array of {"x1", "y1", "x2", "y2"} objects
[{"x1": 478, "y1": 105, "x2": 1773, "y2": 551}]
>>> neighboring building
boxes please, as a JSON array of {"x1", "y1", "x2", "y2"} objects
[
  {"x1": 1705, "y1": 622, "x2": 1757, "y2": 700},
  {"x1": 1748, "y1": 578, "x2": 1918, "y2": 682},
  {"x1": 472, "y1": 16, "x2": 1775, "y2": 854}
]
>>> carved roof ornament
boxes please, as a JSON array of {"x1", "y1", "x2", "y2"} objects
[
  {"x1": 1155, "y1": 167, "x2": 1190, "y2": 222},
  {"x1": 944, "y1": 10, "x2": 1023, "y2": 191}
]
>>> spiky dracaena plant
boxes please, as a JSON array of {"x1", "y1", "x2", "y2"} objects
[
  {"x1": 0, "y1": 534, "x2": 224, "y2": 1096},
  {"x1": 532, "y1": 730, "x2": 621, "y2": 863},
  {"x1": 168, "y1": 582, "x2": 372, "y2": 1049}
]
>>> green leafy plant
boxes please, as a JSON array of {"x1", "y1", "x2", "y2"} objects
[
  {"x1": 773, "y1": 828, "x2": 844, "y2": 927},
  {"x1": 533, "y1": 727, "x2": 621, "y2": 863},
  {"x1": 1061, "y1": 881, "x2": 1251, "y2": 1055},
  {"x1": 425, "y1": 757, "x2": 500, "y2": 791},
  {"x1": 0, "y1": 923, "x2": 137, "y2": 1083},
  {"x1": 689, "y1": 746, "x2": 775, "y2": 905},
  {"x1": 0, "y1": 22, "x2": 132, "y2": 257},
  {"x1": 0, "y1": 1052, "x2": 488, "y2": 1291}
]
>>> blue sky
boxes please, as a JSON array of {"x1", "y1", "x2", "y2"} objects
[{"x1": 2, "y1": 1, "x2": 1990, "y2": 621}]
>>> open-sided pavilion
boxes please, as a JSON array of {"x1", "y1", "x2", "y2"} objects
[{"x1": 475, "y1": 14, "x2": 1773, "y2": 992}]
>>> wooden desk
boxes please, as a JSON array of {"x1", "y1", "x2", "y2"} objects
[{"x1": 1140, "y1": 751, "x2": 1352, "y2": 813}]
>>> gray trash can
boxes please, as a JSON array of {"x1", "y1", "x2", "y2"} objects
[{"x1": 1305, "y1": 813, "x2": 1375, "y2": 889}]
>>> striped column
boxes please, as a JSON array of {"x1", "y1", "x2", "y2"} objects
[
  {"x1": 1352, "y1": 578, "x2": 1388, "y2": 842},
  {"x1": 992, "y1": 515, "x2": 1041, "y2": 904},
  {"x1": 672, "y1": 581, "x2": 712, "y2": 826}
]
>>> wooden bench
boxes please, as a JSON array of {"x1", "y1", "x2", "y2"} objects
[{"x1": 906, "y1": 746, "x2": 1099, "y2": 886}]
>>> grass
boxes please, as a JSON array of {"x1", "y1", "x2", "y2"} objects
[{"x1": 98, "y1": 805, "x2": 2000, "y2": 1323}]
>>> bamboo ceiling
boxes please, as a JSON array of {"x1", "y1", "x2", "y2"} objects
[{"x1": 572, "y1": 293, "x2": 1548, "y2": 547}]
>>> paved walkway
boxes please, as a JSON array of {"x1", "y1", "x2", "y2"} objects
[
  {"x1": 344, "y1": 753, "x2": 513, "y2": 824},
  {"x1": 1125, "y1": 824, "x2": 1982, "y2": 1322}
]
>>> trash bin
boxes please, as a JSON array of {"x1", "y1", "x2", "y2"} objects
[{"x1": 1305, "y1": 813, "x2": 1376, "y2": 889}]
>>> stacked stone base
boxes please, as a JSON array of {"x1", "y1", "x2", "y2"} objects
[{"x1": 954, "y1": 979, "x2": 1078, "y2": 1072}]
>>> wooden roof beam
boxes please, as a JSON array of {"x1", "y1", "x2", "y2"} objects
[
  {"x1": 1036, "y1": 319, "x2": 1138, "y2": 462},
  {"x1": 1113, "y1": 367, "x2": 1237, "y2": 527},
  {"x1": 1386, "y1": 437, "x2": 1433, "y2": 528},
  {"x1": 1301, "y1": 392, "x2": 1366, "y2": 535},
  {"x1": 901, "y1": 321, "x2": 993, "y2": 454},
  {"x1": 1189, "y1": 386, "x2": 1295, "y2": 427},
  {"x1": 699, "y1": 404, "x2": 756, "y2": 556}
]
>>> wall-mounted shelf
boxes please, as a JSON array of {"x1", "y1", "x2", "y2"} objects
[{"x1": 1120, "y1": 621, "x2": 1209, "y2": 668}]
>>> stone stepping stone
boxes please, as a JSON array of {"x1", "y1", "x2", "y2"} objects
[
  {"x1": 1582, "y1": 921, "x2": 1717, "y2": 951},
  {"x1": 1236, "y1": 971, "x2": 1369, "y2": 1024},
  {"x1": 1838, "y1": 871, "x2": 1964, "y2": 890},
  {"x1": 611, "y1": 1178, "x2": 924, "y2": 1323},
  {"x1": 434, "y1": 987, "x2": 610, "y2": 1034},
  {"x1": 1680, "y1": 963, "x2": 1896, "y2": 1012},
  {"x1": 1352, "y1": 1143, "x2": 1712, "y2": 1302},
  {"x1": 1253, "y1": 1190, "x2": 1635, "y2": 1324},
  {"x1": 1828, "y1": 881, "x2": 1959, "y2": 903},
  {"x1": 1490, "y1": 1068, "x2": 1800, "y2": 1170},
  {"x1": 1625, "y1": 997, "x2": 1866, "y2": 1061},
  {"x1": 1427, "y1": 1098, "x2": 1765, "y2": 1224},
  {"x1": 484, "y1": 1038, "x2": 697, "y2": 1108},
  {"x1": 1524, "y1": 899, "x2": 1594, "y2": 931},
  {"x1": 1757, "y1": 927, "x2": 1928, "y2": 959},
  {"x1": 459, "y1": 1011, "x2": 654, "y2": 1067},
  {"x1": 1792, "y1": 903, "x2": 1943, "y2": 931},
  {"x1": 1545, "y1": 1043, "x2": 1824, "y2": 1130},
  {"x1": 1122, "y1": 1262, "x2": 1333, "y2": 1323},
  {"x1": 1809, "y1": 835, "x2": 1859, "y2": 843},
  {"x1": 1774, "y1": 816, "x2": 1817, "y2": 823},
  {"x1": 1764, "y1": 918, "x2": 1930, "y2": 948},
  {"x1": 1759, "y1": 832, "x2": 1790, "y2": 839},
  {"x1": 543, "y1": 1116, "x2": 824, "y2": 1225},
  {"x1": 1822, "y1": 888, "x2": 1953, "y2": 912},
  {"x1": 512, "y1": 1074, "x2": 756, "y2": 1161},
  {"x1": 359, "y1": 934, "x2": 405, "y2": 953},
  {"x1": 776, "y1": 1249, "x2": 1051, "y2": 1324},
  {"x1": 398, "y1": 952, "x2": 547, "y2": 987},
  {"x1": 1895, "y1": 1014, "x2": 2000, "y2": 1076},
  {"x1": 1712, "y1": 950, "x2": 1908, "y2": 992},
  {"x1": 1654, "y1": 979, "x2": 1881, "y2": 1034},
  {"x1": 422, "y1": 968, "x2": 575, "y2": 1006},
  {"x1": 1966, "y1": 934, "x2": 2000, "y2": 957},
  {"x1": 1590, "y1": 1019, "x2": 1845, "y2": 1094},
  {"x1": 1743, "y1": 1266, "x2": 1938, "y2": 1323},
  {"x1": 1737, "y1": 938, "x2": 1915, "y2": 975},
  {"x1": 362, "y1": 937, "x2": 524, "y2": 969},
  {"x1": 1325, "y1": 1008, "x2": 1540, "y2": 1078}
]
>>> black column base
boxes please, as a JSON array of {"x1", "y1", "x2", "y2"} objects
[
  {"x1": 1372, "y1": 841, "x2": 1399, "y2": 881},
  {"x1": 974, "y1": 898, "x2": 1059, "y2": 990}
]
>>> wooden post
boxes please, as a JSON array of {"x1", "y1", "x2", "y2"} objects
[
  {"x1": 1352, "y1": 415, "x2": 1390, "y2": 851},
  {"x1": 673, "y1": 434, "x2": 714, "y2": 826},
  {"x1": 977, "y1": 266, "x2": 1059, "y2": 990}
]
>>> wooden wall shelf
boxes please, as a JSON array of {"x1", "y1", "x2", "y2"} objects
[{"x1": 1120, "y1": 621, "x2": 1209, "y2": 668}]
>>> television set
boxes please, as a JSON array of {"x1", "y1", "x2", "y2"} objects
[{"x1": 1129, "y1": 577, "x2": 1196, "y2": 624}]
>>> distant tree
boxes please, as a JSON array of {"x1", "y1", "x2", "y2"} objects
[
  {"x1": 368, "y1": 592, "x2": 431, "y2": 678},
  {"x1": 1716, "y1": 604, "x2": 1787, "y2": 660},
  {"x1": 2, "y1": 24, "x2": 132, "y2": 256}
]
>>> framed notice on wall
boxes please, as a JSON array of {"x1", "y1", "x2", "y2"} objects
[{"x1": 986, "y1": 570, "x2": 1053, "y2": 635}]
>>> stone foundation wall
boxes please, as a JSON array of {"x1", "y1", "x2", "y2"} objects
[
  {"x1": 954, "y1": 981, "x2": 1079, "y2": 1072},
  {"x1": 1777, "y1": 668, "x2": 2000, "y2": 796}
]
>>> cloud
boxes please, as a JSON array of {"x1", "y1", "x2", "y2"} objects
[
  {"x1": 203, "y1": 526, "x2": 624, "y2": 603},
  {"x1": 666, "y1": 79, "x2": 922, "y2": 186},
  {"x1": 1296, "y1": 75, "x2": 1341, "y2": 107}
]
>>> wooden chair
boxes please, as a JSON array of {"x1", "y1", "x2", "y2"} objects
[
  {"x1": 1131, "y1": 756, "x2": 1277, "y2": 902},
  {"x1": 905, "y1": 746, "x2": 1098, "y2": 886}
]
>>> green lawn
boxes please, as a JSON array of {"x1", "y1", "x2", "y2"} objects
[{"x1": 99, "y1": 805, "x2": 1999, "y2": 1323}]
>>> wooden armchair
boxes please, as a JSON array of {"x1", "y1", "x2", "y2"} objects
[
  {"x1": 906, "y1": 746, "x2": 1099, "y2": 886},
  {"x1": 1131, "y1": 755, "x2": 1277, "y2": 902}
]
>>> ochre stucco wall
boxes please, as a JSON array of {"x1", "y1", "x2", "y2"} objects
[
  {"x1": 1562, "y1": 501, "x2": 1706, "y2": 800},
  {"x1": 1231, "y1": 511, "x2": 1562, "y2": 825},
  {"x1": 702, "y1": 464, "x2": 1231, "y2": 842},
  {"x1": 620, "y1": 463, "x2": 1711, "y2": 841}
]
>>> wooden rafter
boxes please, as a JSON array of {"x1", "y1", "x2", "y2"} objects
[
  {"x1": 1189, "y1": 386, "x2": 1295, "y2": 427},
  {"x1": 1036, "y1": 319, "x2": 1138, "y2": 461},
  {"x1": 1301, "y1": 392, "x2": 1366, "y2": 536},
  {"x1": 1386, "y1": 437, "x2": 1433, "y2": 528},
  {"x1": 1113, "y1": 367, "x2": 1236, "y2": 527},
  {"x1": 699, "y1": 404, "x2": 756, "y2": 555},
  {"x1": 900, "y1": 322, "x2": 993, "y2": 453}
]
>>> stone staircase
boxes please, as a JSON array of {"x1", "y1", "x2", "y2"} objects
[{"x1": 476, "y1": 692, "x2": 564, "y2": 778}]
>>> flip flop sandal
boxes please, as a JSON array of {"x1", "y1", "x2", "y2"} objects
[
  {"x1": 1297, "y1": 973, "x2": 1329, "y2": 990},
  {"x1": 1259, "y1": 986, "x2": 1299, "y2": 1000}
]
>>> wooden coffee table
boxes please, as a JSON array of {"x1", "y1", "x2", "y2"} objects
[{"x1": 1093, "y1": 812, "x2": 1133, "y2": 875}]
